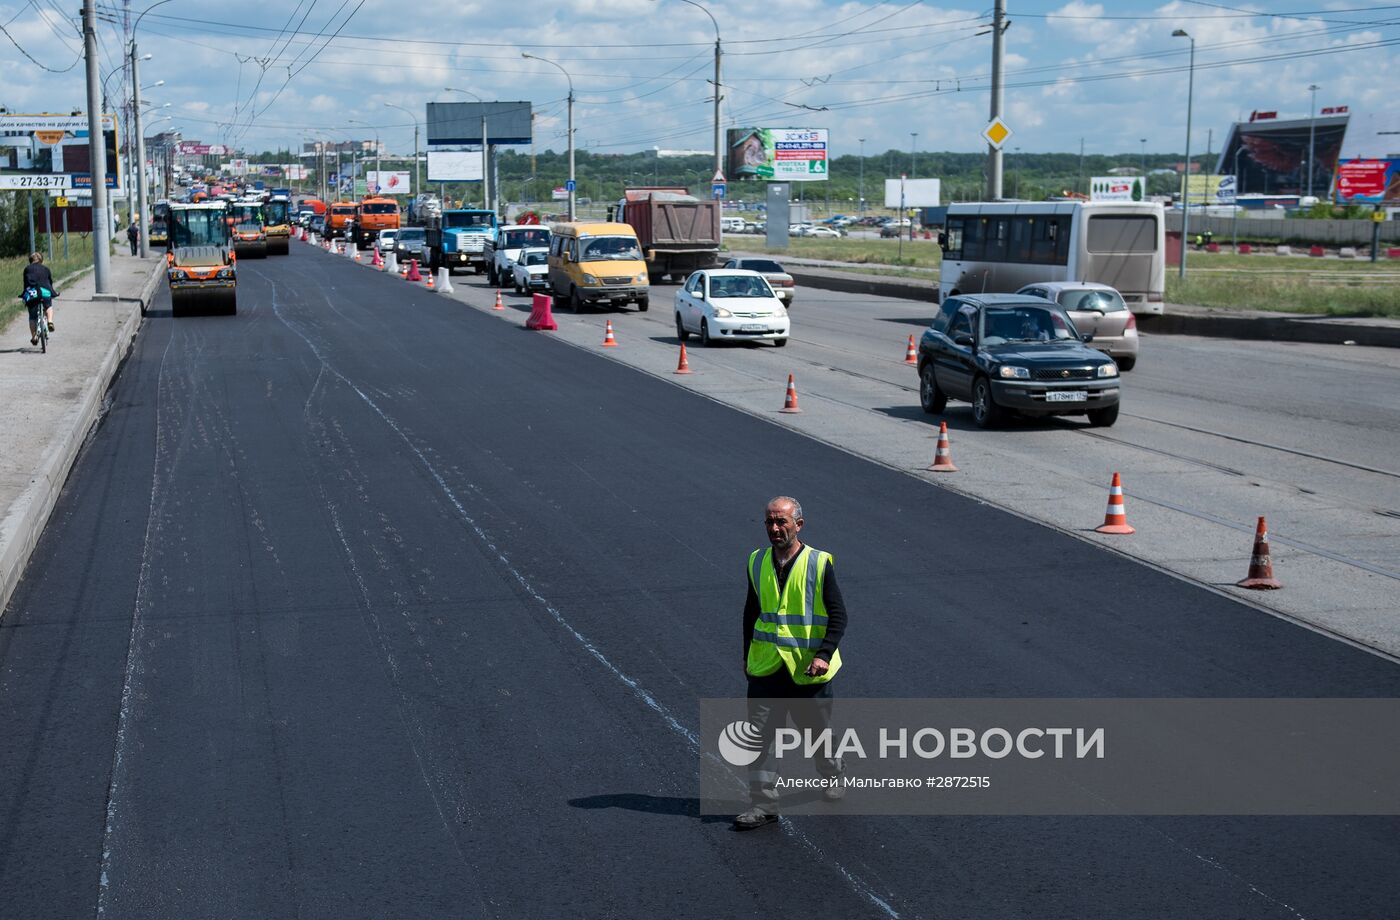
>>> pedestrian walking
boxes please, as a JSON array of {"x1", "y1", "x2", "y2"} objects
[
  {"x1": 21, "y1": 252, "x2": 58, "y2": 346},
  {"x1": 733, "y1": 496, "x2": 848, "y2": 830},
  {"x1": 127, "y1": 220, "x2": 140, "y2": 255}
]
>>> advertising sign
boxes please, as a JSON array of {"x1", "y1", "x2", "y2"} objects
[
  {"x1": 0, "y1": 113, "x2": 120, "y2": 189},
  {"x1": 426, "y1": 150, "x2": 483, "y2": 182},
  {"x1": 1334, "y1": 159, "x2": 1400, "y2": 203},
  {"x1": 883, "y1": 177, "x2": 941, "y2": 208},
  {"x1": 1184, "y1": 174, "x2": 1235, "y2": 205},
  {"x1": 551, "y1": 186, "x2": 570, "y2": 201},
  {"x1": 727, "y1": 128, "x2": 828, "y2": 182},
  {"x1": 178, "y1": 142, "x2": 228, "y2": 156},
  {"x1": 426, "y1": 101, "x2": 533, "y2": 146},
  {"x1": 366, "y1": 171, "x2": 412, "y2": 195},
  {"x1": 1090, "y1": 177, "x2": 1145, "y2": 202}
]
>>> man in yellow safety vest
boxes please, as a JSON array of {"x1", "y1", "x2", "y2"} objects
[{"x1": 734, "y1": 496, "x2": 849, "y2": 830}]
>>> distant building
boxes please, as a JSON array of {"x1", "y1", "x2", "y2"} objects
[
  {"x1": 648, "y1": 147, "x2": 711, "y2": 158},
  {"x1": 1215, "y1": 110, "x2": 1350, "y2": 197}
]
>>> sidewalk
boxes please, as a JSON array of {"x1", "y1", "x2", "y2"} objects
[
  {"x1": 727, "y1": 250, "x2": 1400, "y2": 348},
  {"x1": 0, "y1": 246, "x2": 163, "y2": 614}
]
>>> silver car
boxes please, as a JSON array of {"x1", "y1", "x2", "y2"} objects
[
  {"x1": 723, "y1": 258, "x2": 795, "y2": 305},
  {"x1": 1015, "y1": 281, "x2": 1140, "y2": 371}
]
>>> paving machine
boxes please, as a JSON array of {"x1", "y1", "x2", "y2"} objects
[
  {"x1": 229, "y1": 198, "x2": 268, "y2": 258},
  {"x1": 264, "y1": 194, "x2": 292, "y2": 255},
  {"x1": 166, "y1": 201, "x2": 237, "y2": 316}
]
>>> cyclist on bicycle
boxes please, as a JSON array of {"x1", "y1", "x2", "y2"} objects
[{"x1": 21, "y1": 252, "x2": 57, "y2": 347}]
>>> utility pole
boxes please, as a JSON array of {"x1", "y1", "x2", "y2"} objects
[
  {"x1": 1306, "y1": 84, "x2": 1320, "y2": 199},
  {"x1": 712, "y1": 32, "x2": 722, "y2": 180},
  {"x1": 83, "y1": 0, "x2": 111, "y2": 292},
  {"x1": 1078, "y1": 137, "x2": 1085, "y2": 195},
  {"x1": 482, "y1": 113, "x2": 490, "y2": 211},
  {"x1": 986, "y1": 0, "x2": 1007, "y2": 200},
  {"x1": 131, "y1": 42, "x2": 150, "y2": 256}
]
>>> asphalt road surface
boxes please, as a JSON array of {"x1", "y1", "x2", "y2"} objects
[{"x1": 2, "y1": 251, "x2": 1398, "y2": 919}]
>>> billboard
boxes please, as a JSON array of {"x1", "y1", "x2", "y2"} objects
[
  {"x1": 1090, "y1": 177, "x2": 1146, "y2": 201},
  {"x1": 178, "y1": 142, "x2": 228, "y2": 156},
  {"x1": 366, "y1": 171, "x2": 412, "y2": 195},
  {"x1": 426, "y1": 151, "x2": 483, "y2": 182},
  {"x1": 426, "y1": 101, "x2": 533, "y2": 146},
  {"x1": 1335, "y1": 159, "x2": 1400, "y2": 203},
  {"x1": 1185, "y1": 174, "x2": 1236, "y2": 205},
  {"x1": 883, "y1": 177, "x2": 940, "y2": 208},
  {"x1": 0, "y1": 113, "x2": 120, "y2": 189},
  {"x1": 727, "y1": 128, "x2": 828, "y2": 182}
]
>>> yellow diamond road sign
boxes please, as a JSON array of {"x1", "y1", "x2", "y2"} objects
[{"x1": 982, "y1": 118, "x2": 1012, "y2": 150}]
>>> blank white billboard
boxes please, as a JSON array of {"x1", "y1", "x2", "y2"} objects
[
  {"x1": 885, "y1": 178, "x2": 941, "y2": 208},
  {"x1": 426, "y1": 151, "x2": 483, "y2": 182}
]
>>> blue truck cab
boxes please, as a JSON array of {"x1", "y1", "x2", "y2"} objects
[{"x1": 425, "y1": 209, "x2": 498, "y2": 274}]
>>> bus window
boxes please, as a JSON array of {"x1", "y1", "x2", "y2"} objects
[
  {"x1": 1088, "y1": 215, "x2": 1157, "y2": 253},
  {"x1": 944, "y1": 220, "x2": 964, "y2": 260},
  {"x1": 963, "y1": 218, "x2": 985, "y2": 261},
  {"x1": 984, "y1": 218, "x2": 1009, "y2": 262},
  {"x1": 1010, "y1": 218, "x2": 1034, "y2": 263}
]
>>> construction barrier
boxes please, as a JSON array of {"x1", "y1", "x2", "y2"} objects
[
  {"x1": 525, "y1": 292, "x2": 558, "y2": 330},
  {"x1": 436, "y1": 267, "x2": 454, "y2": 293}
]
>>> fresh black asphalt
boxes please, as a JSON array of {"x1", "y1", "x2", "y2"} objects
[{"x1": 2, "y1": 247, "x2": 1397, "y2": 919}]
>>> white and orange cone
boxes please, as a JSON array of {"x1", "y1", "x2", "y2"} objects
[
  {"x1": 903, "y1": 334, "x2": 918, "y2": 365},
  {"x1": 779, "y1": 374, "x2": 802, "y2": 413},
  {"x1": 1237, "y1": 516, "x2": 1282, "y2": 589},
  {"x1": 674, "y1": 343, "x2": 693, "y2": 374},
  {"x1": 602, "y1": 320, "x2": 618, "y2": 347},
  {"x1": 928, "y1": 421, "x2": 958, "y2": 472},
  {"x1": 1095, "y1": 472, "x2": 1135, "y2": 534},
  {"x1": 493, "y1": 290, "x2": 505, "y2": 311}
]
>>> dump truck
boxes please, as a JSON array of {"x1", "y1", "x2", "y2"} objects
[
  {"x1": 264, "y1": 194, "x2": 292, "y2": 255},
  {"x1": 353, "y1": 196, "x2": 401, "y2": 250},
  {"x1": 166, "y1": 201, "x2": 236, "y2": 316},
  {"x1": 326, "y1": 201, "x2": 358, "y2": 240},
  {"x1": 611, "y1": 188, "x2": 721, "y2": 281},
  {"x1": 424, "y1": 208, "x2": 497, "y2": 274},
  {"x1": 228, "y1": 198, "x2": 268, "y2": 258}
]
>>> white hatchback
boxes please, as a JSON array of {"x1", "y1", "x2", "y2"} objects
[{"x1": 674, "y1": 269, "x2": 790, "y2": 347}]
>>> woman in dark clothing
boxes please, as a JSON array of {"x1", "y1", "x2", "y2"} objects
[{"x1": 21, "y1": 252, "x2": 58, "y2": 346}]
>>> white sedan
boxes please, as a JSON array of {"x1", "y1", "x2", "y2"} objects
[
  {"x1": 511, "y1": 247, "x2": 550, "y2": 294},
  {"x1": 674, "y1": 269, "x2": 790, "y2": 347}
]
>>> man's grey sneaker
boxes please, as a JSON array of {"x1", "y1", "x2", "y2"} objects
[{"x1": 733, "y1": 808, "x2": 779, "y2": 830}]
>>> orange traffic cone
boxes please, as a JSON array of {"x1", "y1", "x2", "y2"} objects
[
  {"x1": 1095, "y1": 472, "x2": 1135, "y2": 534},
  {"x1": 493, "y1": 290, "x2": 505, "y2": 311},
  {"x1": 602, "y1": 320, "x2": 618, "y2": 347},
  {"x1": 779, "y1": 374, "x2": 802, "y2": 413},
  {"x1": 674, "y1": 343, "x2": 693, "y2": 375},
  {"x1": 426, "y1": 272, "x2": 435, "y2": 290},
  {"x1": 928, "y1": 421, "x2": 958, "y2": 472},
  {"x1": 903, "y1": 334, "x2": 918, "y2": 365},
  {"x1": 1237, "y1": 516, "x2": 1282, "y2": 589}
]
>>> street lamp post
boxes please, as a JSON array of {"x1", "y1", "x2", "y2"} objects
[
  {"x1": 522, "y1": 53, "x2": 575, "y2": 221},
  {"x1": 1140, "y1": 138, "x2": 1147, "y2": 179},
  {"x1": 858, "y1": 137, "x2": 864, "y2": 213},
  {"x1": 444, "y1": 88, "x2": 490, "y2": 211},
  {"x1": 1306, "y1": 83, "x2": 1320, "y2": 199},
  {"x1": 383, "y1": 103, "x2": 420, "y2": 199},
  {"x1": 909, "y1": 132, "x2": 917, "y2": 176},
  {"x1": 1173, "y1": 28, "x2": 1195, "y2": 282},
  {"x1": 129, "y1": 0, "x2": 174, "y2": 257},
  {"x1": 1233, "y1": 145, "x2": 1244, "y2": 252},
  {"x1": 654, "y1": 0, "x2": 721, "y2": 179}
]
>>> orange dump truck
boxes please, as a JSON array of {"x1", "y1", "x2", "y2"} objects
[
  {"x1": 327, "y1": 201, "x2": 358, "y2": 240},
  {"x1": 353, "y1": 197, "x2": 401, "y2": 249}
]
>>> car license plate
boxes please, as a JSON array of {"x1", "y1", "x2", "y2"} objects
[
  {"x1": 740, "y1": 324, "x2": 765, "y2": 332},
  {"x1": 1046, "y1": 390, "x2": 1087, "y2": 402}
]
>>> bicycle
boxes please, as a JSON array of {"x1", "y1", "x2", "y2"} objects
[{"x1": 23, "y1": 288, "x2": 53, "y2": 353}]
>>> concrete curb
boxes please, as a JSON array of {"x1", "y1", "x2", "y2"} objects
[
  {"x1": 0, "y1": 259, "x2": 163, "y2": 615},
  {"x1": 779, "y1": 266, "x2": 1400, "y2": 349}
]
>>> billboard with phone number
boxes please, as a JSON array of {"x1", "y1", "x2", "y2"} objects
[
  {"x1": 727, "y1": 128, "x2": 828, "y2": 182},
  {"x1": 0, "y1": 113, "x2": 120, "y2": 189}
]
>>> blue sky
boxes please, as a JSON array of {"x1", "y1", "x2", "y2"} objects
[{"x1": 2, "y1": 0, "x2": 1395, "y2": 164}]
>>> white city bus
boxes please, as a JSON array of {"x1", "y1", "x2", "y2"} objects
[{"x1": 938, "y1": 201, "x2": 1166, "y2": 314}]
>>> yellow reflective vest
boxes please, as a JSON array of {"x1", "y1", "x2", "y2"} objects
[{"x1": 746, "y1": 545, "x2": 841, "y2": 684}]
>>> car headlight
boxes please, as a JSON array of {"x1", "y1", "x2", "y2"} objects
[
  {"x1": 583, "y1": 273, "x2": 599, "y2": 285},
  {"x1": 1097, "y1": 364, "x2": 1119, "y2": 378},
  {"x1": 999, "y1": 366, "x2": 1030, "y2": 379},
  {"x1": 635, "y1": 273, "x2": 648, "y2": 284},
  {"x1": 712, "y1": 307, "x2": 732, "y2": 318}
]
